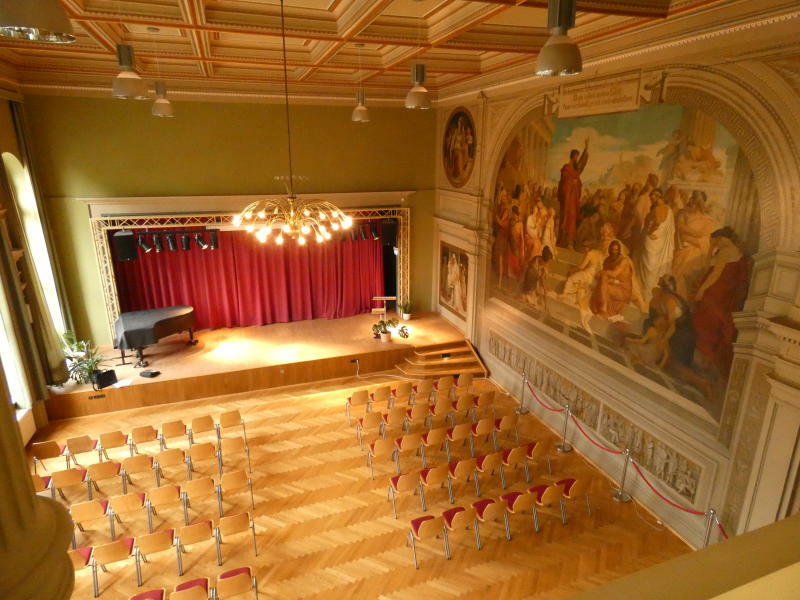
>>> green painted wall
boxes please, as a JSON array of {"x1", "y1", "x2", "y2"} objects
[{"x1": 23, "y1": 95, "x2": 436, "y2": 345}]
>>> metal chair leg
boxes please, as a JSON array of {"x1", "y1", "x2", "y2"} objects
[
  {"x1": 446, "y1": 478, "x2": 454, "y2": 504},
  {"x1": 474, "y1": 471, "x2": 481, "y2": 496},
  {"x1": 585, "y1": 494, "x2": 593, "y2": 516},
  {"x1": 503, "y1": 512, "x2": 512, "y2": 540},
  {"x1": 443, "y1": 528, "x2": 451, "y2": 560},
  {"x1": 181, "y1": 493, "x2": 190, "y2": 525},
  {"x1": 533, "y1": 505, "x2": 541, "y2": 533},
  {"x1": 135, "y1": 549, "x2": 143, "y2": 587},
  {"x1": 251, "y1": 520, "x2": 258, "y2": 556},
  {"x1": 522, "y1": 461, "x2": 531, "y2": 483},
  {"x1": 146, "y1": 502, "x2": 154, "y2": 533},
  {"x1": 91, "y1": 562, "x2": 99, "y2": 598},
  {"x1": 499, "y1": 465, "x2": 507, "y2": 489},
  {"x1": 560, "y1": 499, "x2": 568, "y2": 525},
  {"x1": 390, "y1": 487, "x2": 397, "y2": 519},
  {"x1": 419, "y1": 484, "x2": 427, "y2": 512},
  {"x1": 409, "y1": 532, "x2": 418, "y2": 569},
  {"x1": 176, "y1": 539, "x2": 184, "y2": 576},
  {"x1": 214, "y1": 529, "x2": 222, "y2": 566},
  {"x1": 474, "y1": 519, "x2": 482, "y2": 550}
]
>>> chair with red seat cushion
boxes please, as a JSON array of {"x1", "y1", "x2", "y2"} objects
[
  {"x1": 172, "y1": 578, "x2": 210, "y2": 600},
  {"x1": 420, "y1": 427, "x2": 447, "y2": 467},
  {"x1": 470, "y1": 418, "x2": 496, "y2": 454},
  {"x1": 502, "y1": 446, "x2": 531, "y2": 484},
  {"x1": 90, "y1": 537, "x2": 135, "y2": 597},
  {"x1": 493, "y1": 414, "x2": 520, "y2": 448},
  {"x1": 528, "y1": 484, "x2": 567, "y2": 531},
  {"x1": 404, "y1": 403, "x2": 430, "y2": 432},
  {"x1": 66, "y1": 435, "x2": 101, "y2": 467},
  {"x1": 31, "y1": 440, "x2": 69, "y2": 473},
  {"x1": 388, "y1": 472, "x2": 424, "y2": 518},
  {"x1": 454, "y1": 372, "x2": 474, "y2": 396},
  {"x1": 441, "y1": 505, "x2": 477, "y2": 559},
  {"x1": 128, "y1": 589, "x2": 165, "y2": 600},
  {"x1": 31, "y1": 473, "x2": 52, "y2": 494},
  {"x1": 433, "y1": 375, "x2": 454, "y2": 395},
  {"x1": 445, "y1": 423, "x2": 474, "y2": 462},
  {"x1": 52, "y1": 467, "x2": 90, "y2": 502},
  {"x1": 381, "y1": 407, "x2": 407, "y2": 438},
  {"x1": 356, "y1": 411, "x2": 383, "y2": 448},
  {"x1": 216, "y1": 565, "x2": 258, "y2": 599},
  {"x1": 68, "y1": 545, "x2": 93, "y2": 571},
  {"x1": 345, "y1": 389, "x2": 370, "y2": 426},
  {"x1": 525, "y1": 440, "x2": 552, "y2": 475},
  {"x1": 412, "y1": 379, "x2": 433, "y2": 404},
  {"x1": 133, "y1": 528, "x2": 176, "y2": 584},
  {"x1": 407, "y1": 515, "x2": 445, "y2": 569},
  {"x1": 448, "y1": 457, "x2": 480, "y2": 497},
  {"x1": 471, "y1": 497, "x2": 511, "y2": 548},
  {"x1": 475, "y1": 451, "x2": 507, "y2": 490},
  {"x1": 392, "y1": 380, "x2": 413, "y2": 404},
  {"x1": 557, "y1": 477, "x2": 592, "y2": 520},
  {"x1": 419, "y1": 465, "x2": 453, "y2": 508},
  {"x1": 176, "y1": 520, "x2": 219, "y2": 575},
  {"x1": 70, "y1": 499, "x2": 111, "y2": 548},
  {"x1": 499, "y1": 490, "x2": 537, "y2": 537},
  {"x1": 449, "y1": 393, "x2": 474, "y2": 426},
  {"x1": 427, "y1": 395, "x2": 452, "y2": 429},
  {"x1": 366, "y1": 438, "x2": 397, "y2": 479},
  {"x1": 394, "y1": 432, "x2": 422, "y2": 473}
]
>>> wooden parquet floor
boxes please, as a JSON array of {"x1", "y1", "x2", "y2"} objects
[{"x1": 32, "y1": 374, "x2": 692, "y2": 599}]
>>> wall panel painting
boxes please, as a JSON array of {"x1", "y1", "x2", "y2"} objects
[
  {"x1": 440, "y1": 242, "x2": 469, "y2": 320},
  {"x1": 489, "y1": 103, "x2": 757, "y2": 420}
]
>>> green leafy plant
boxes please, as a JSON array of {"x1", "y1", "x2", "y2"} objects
[
  {"x1": 372, "y1": 319, "x2": 399, "y2": 337},
  {"x1": 399, "y1": 302, "x2": 412, "y2": 314},
  {"x1": 62, "y1": 331, "x2": 107, "y2": 384},
  {"x1": 397, "y1": 325, "x2": 410, "y2": 339}
]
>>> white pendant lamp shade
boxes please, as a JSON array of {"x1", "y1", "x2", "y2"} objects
[
  {"x1": 152, "y1": 80, "x2": 174, "y2": 117},
  {"x1": 536, "y1": 0, "x2": 582, "y2": 77},
  {"x1": 112, "y1": 45, "x2": 148, "y2": 99},
  {"x1": 405, "y1": 64, "x2": 431, "y2": 110},
  {"x1": 351, "y1": 89, "x2": 369, "y2": 123},
  {"x1": 0, "y1": 0, "x2": 75, "y2": 43},
  {"x1": 535, "y1": 27, "x2": 582, "y2": 76}
]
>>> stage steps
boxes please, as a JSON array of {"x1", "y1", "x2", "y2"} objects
[{"x1": 396, "y1": 340, "x2": 488, "y2": 378}]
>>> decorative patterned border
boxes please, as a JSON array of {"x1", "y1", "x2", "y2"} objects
[{"x1": 90, "y1": 207, "x2": 411, "y2": 340}]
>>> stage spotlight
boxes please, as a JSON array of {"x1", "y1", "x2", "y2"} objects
[
  {"x1": 180, "y1": 233, "x2": 190, "y2": 251},
  {"x1": 195, "y1": 233, "x2": 209, "y2": 250},
  {"x1": 166, "y1": 233, "x2": 177, "y2": 251},
  {"x1": 210, "y1": 231, "x2": 218, "y2": 250},
  {"x1": 154, "y1": 235, "x2": 163, "y2": 253},
  {"x1": 138, "y1": 235, "x2": 153, "y2": 253}
]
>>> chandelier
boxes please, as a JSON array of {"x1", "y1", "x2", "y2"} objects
[{"x1": 233, "y1": 0, "x2": 352, "y2": 244}]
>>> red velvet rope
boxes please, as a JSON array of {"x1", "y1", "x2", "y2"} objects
[
  {"x1": 569, "y1": 414, "x2": 623, "y2": 455},
  {"x1": 716, "y1": 519, "x2": 730, "y2": 540},
  {"x1": 524, "y1": 380, "x2": 564, "y2": 413},
  {"x1": 630, "y1": 460, "x2": 705, "y2": 515}
]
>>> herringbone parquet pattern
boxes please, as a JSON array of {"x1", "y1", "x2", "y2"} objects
[{"x1": 31, "y1": 374, "x2": 691, "y2": 599}]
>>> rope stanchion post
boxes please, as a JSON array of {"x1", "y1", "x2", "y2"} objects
[
  {"x1": 556, "y1": 404, "x2": 573, "y2": 453},
  {"x1": 703, "y1": 508, "x2": 717, "y2": 548},
  {"x1": 517, "y1": 371, "x2": 530, "y2": 414},
  {"x1": 612, "y1": 448, "x2": 633, "y2": 503}
]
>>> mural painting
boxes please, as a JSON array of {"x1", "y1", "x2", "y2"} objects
[
  {"x1": 489, "y1": 104, "x2": 757, "y2": 419},
  {"x1": 443, "y1": 107, "x2": 477, "y2": 188},
  {"x1": 440, "y1": 242, "x2": 469, "y2": 319}
]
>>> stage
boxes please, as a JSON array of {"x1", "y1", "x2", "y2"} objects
[{"x1": 46, "y1": 312, "x2": 466, "y2": 419}]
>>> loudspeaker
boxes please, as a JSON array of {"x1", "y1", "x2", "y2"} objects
[
  {"x1": 112, "y1": 230, "x2": 137, "y2": 261},
  {"x1": 140, "y1": 370, "x2": 161, "y2": 378},
  {"x1": 91, "y1": 369, "x2": 117, "y2": 390}
]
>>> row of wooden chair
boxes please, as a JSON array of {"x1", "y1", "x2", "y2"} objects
[
  {"x1": 68, "y1": 470, "x2": 255, "y2": 547},
  {"x1": 406, "y1": 477, "x2": 592, "y2": 568},
  {"x1": 127, "y1": 566, "x2": 259, "y2": 600},
  {"x1": 31, "y1": 410, "x2": 248, "y2": 473}
]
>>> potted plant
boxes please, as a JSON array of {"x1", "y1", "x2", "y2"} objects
[
  {"x1": 372, "y1": 318, "x2": 399, "y2": 342},
  {"x1": 62, "y1": 331, "x2": 107, "y2": 385},
  {"x1": 397, "y1": 325, "x2": 410, "y2": 339},
  {"x1": 399, "y1": 301, "x2": 412, "y2": 321}
]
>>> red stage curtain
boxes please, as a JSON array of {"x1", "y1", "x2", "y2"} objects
[{"x1": 113, "y1": 229, "x2": 384, "y2": 330}]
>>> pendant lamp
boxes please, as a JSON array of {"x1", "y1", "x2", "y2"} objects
[
  {"x1": 152, "y1": 81, "x2": 174, "y2": 117},
  {"x1": 112, "y1": 44, "x2": 148, "y2": 99},
  {"x1": 0, "y1": 0, "x2": 75, "y2": 43},
  {"x1": 352, "y1": 89, "x2": 369, "y2": 123},
  {"x1": 405, "y1": 63, "x2": 430, "y2": 110},
  {"x1": 535, "y1": 0, "x2": 582, "y2": 77}
]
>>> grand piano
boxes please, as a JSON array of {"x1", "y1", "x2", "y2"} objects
[{"x1": 114, "y1": 305, "x2": 198, "y2": 368}]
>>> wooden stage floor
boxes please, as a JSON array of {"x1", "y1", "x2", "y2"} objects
[
  {"x1": 47, "y1": 312, "x2": 464, "y2": 419},
  {"x1": 33, "y1": 376, "x2": 691, "y2": 600}
]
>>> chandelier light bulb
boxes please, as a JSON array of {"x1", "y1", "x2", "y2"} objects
[
  {"x1": 276, "y1": 235, "x2": 284, "y2": 245},
  {"x1": 246, "y1": 224, "x2": 255, "y2": 233},
  {"x1": 301, "y1": 225, "x2": 310, "y2": 235},
  {"x1": 298, "y1": 236, "x2": 306, "y2": 245},
  {"x1": 258, "y1": 210, "x2": 266, "y2": 219},
  {"x1": 303, "y1": 209, "x2": 310, "y2": 216},
  {"x1": 316, "y1": 234, "x2": 323, "y2": 243},
  {"x1": 232, "y1": 214, "x2": 242, "y2": 227},
  {"x1": 324, "y1": 231, "x2": 332, "y2": 240},
  {"x1": 332, "y1": 223, "x2": 340, "y2": 231}
]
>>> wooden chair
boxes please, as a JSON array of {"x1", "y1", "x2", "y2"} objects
[
  {"x1": 86, "y1": 460, "x2": 123, "y2": 499},
  {"x1": 525, "y1": 440, "x2": 552, "y2": 475},
  {"x1": 355, "y1": 411, "x2": 382, "y2": 449},
  {"x1": 215, "y1": 512, "x2": 257, "y2": 563},
  {"x1": 70, "y1": 499, "x2": 110, "y2": 548},
  {"x1": 450, "y1": 393, "x2": 474, "y2": 425},
  {"x1": 502, "y1": 446, "x2": 532, "y2": 484},
  {"x1": 493, "y1": 414, "x2": 520, "y2": 448},
  {"x1": 31, "y1": 473, "x2": 51, "y2": 495},
  {"x1": 130, "y1": 426, "x2": 160, "y2": 455},
  {"x1": 90, "y1": 537, "x2": 135, "y2": 597},
  {"x1": 171, "y1": 577, "x2": 210, "y2": 600},
  {"x1": 108, "y1": 492, "x2": 146, "y2": 540},
  {"x1": 181, "y1": 477, "x2": 217, "y2": 524},
  {"x1": 215, "y1": 566, "x2": 259, "y2": 599},
  {"x1": 419, "y1": 464, "x2": 453, "y2": 507},
  {"x1": 433, "y1": 375, "x2": 454, "y2": 395},
  {"x1": 345, "y1": 389, "x2": 370, "y2": 425},
  {"x1": 470, "y1": 417, "x2": 495, "y2": 454},
  {"x1": 159, "y1": 420, "x2": 187, "y2": 449},
  {"x1": 176, "y1": 520, "x2": 220, "y2": 575},
  {"x1": 557, "y1": 478, "x2": 592, "y2": 521},
  {"x1": 404, "y1": 403, "x2": 430, "y2": 432},
  {"x1": 154, "y1": 448, "x2": 188, "y2": 487},
  {"x1": 499, "y1": 490, "x2": 537, "y2": 537},
  {"x1": 448, "y1": 457, "x2": 480, "y2": 497},
  {"x1": 475, "y1": 451, "x2": 506, "y2": 490},
  {"x1": 370, "y1": 385, "x2": 391, "y2": 408},
  {"x1": 392, "y1": 381, "x2": 413, "y2": 403},
  {"x1": 220, "y1": 437, "x2": 252, "y2": 474},
  {"x1": 187, "y1": 442, "x2": 220, "y2": 479},
  {"x1": 442, "y1": 505, "x2": 477, "y2": 559},
  {"x1": 188, "y1": 415, "x2": 216, "y2": 446},
  {"x1": 121, "y1": 455, "x2": 156, "y2": 494},
  {"x1": 146, "y1": 484, "x2": 182, "y2": 533},
  {"x1": 51, "y1": 467, "x2": 89, "y2": 501},
  {"x1": 98, "y1": 431, "x2": 129, "y2": 461},
  {"x1": 471, "y1": 497, "x2": 511, "y2": 548},
  {"x1": 455, "y1": 372, "x2": 474, "y2": 395},
  {"x1": 407, "y1": 515, "x2": 446, "y2": 569},
  {"x1": 445, "y1": 423, "x2": 474, "y2": 461},
  {"x1": 528, "y1": 484, "x2": 567, "y2": 532},
  {"x1": 366, "y1": 437, "x2": 397, "y2": 479},
  {"x1": 31, "y1": 440, "x2": 68, "y2": 473},
  {"x1": 387, "y1": 472, "x2": 423, "y2": 518},
  {"x1": 412, "y1": 379, "x2": 433, "y2": 403},
  {"x1": 217, "y1": 409, "x2": 247, "y2": 444},
  {"x1": 393, "y1": 432, "x2": 422, "y2": 473},
  {"x1": 472, "y1": 391, "x2": 496, "y2": 422},
  {"x1": 129, "y1": 589, "x2": 166, "y2": 600},
  {"x1": 66, "y1": 435, "x2": 101, "y2": 466},
  {"x1": 428, "y1": 395, "x2": 452, "y2": 428},
  {"x1": 69, "y1": 546, "x2": 94, "y2": 589},
  {"x1": 217, "y1": 470, "x2": 255, "y2": 517},
  {"x1": 419, "y1": 427, "x2": 447, "y2": 468},
  {"x1": 380, "y1": 407, "x2": 407, "y2": 438},
  {"x1": 133, "y1": 528, "x2": 175, "y2": 584}
]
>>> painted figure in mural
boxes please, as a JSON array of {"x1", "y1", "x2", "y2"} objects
[
  {"x1": 559, "y1": 223, "x2": 617, "y2": 312},
  {"x1": 492, "y1": 188, "x2": 511, "y2": 288},
  {"x1": 692, "y1": 227, "x2": 751, "y2": 379},
  {"x1": 525, "y1": 195, "x2": 545, "y2": 261},
  {"x1": 522, "y1": 246, "x2": 553, "y2": 310},
  {"x1": 636, "y1": 188, "x2": 675, "y2": 303},
  {"x1": 557, "y1": 138, "x2": 590, "y2": 248},
  {"x1": 625, "y1": 288, "x2": 671, "y2": 367},
  {"x1": 671, "y1": 191, "x2": 718, "y2": 300},
  {"x1": 542, "y1": 207, "x2": 558, "y2": 260},
  {"x1": 590, "y1": 240, "x2": 635, "y2": 318},
  {"x1": 446, "y1": 252, "x2": 461, "y2": 309},
  {"x1": 508, "y1": 205, "x2": 525, "y2": 283},
  {"x1": 656, "y1": 129, "x2": 685, "y2": 183}
]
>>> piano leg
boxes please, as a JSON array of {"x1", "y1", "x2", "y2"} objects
[
  {"x1": 134, "y1": 347, "x2": 149, "y2": 368},
  {"x1": 116, "y1": 349, "x2": 130, "y2": 367},
  {"x1": 187, "y1": 329, "x2": 199, "y2": 346}
]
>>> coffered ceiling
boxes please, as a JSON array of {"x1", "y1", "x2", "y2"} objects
[{"x1": 0, "y1": 0, "x2": 796, "y2": 102}]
